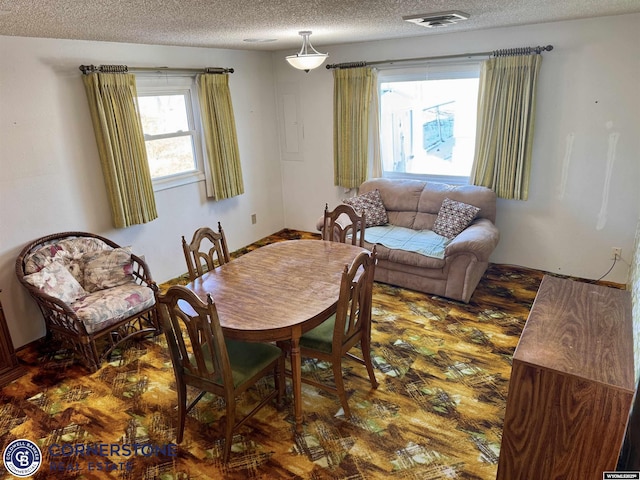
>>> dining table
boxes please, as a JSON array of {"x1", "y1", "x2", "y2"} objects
[{"x1": 185, "y1": 238, "x2": 368, "y2": 432}]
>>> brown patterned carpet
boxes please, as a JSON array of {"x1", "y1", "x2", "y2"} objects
[{"x1": 1, "y1": 229, "x2": 564, "y2": 479}]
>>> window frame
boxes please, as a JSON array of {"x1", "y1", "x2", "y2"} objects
[
  {"x1": 377, "y1": 61, "x2": 481, "y2": 185},
  {"x1": 135, "y1": 75, "x2": 206, "y2": 191}
]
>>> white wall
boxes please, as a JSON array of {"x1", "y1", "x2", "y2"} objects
[
  {"x1": 273, "y1": 14, "x2": 640, "y2": 285},
  {"x1": 0, "y1": 37, "x2": 284, "y2": 347}
]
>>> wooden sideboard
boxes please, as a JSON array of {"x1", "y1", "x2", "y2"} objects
[
  {"x1": 497, "y1": 275, "x2": 634, "y2": 480},
  {"x1": 0, "y1": 290, "x2": 26, "y2": 387}
]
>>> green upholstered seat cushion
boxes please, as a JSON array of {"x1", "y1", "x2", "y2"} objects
[
  {"x1": 300, "y1": 313, "x2": 336, "y2": 354},
  {"x1": 226, "y1": 339, "x2": 281, "y2": 386},
  {"x1": 195, "y1": 340, "x2": 281, "y2": 387}
]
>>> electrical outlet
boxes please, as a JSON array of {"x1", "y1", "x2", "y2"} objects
[
  {"x1": 611, "y1": 247, "x2": 622, "y2": 260},
  {"x1": 251, "y1": 213, "x2": 257, "y2": 225}
]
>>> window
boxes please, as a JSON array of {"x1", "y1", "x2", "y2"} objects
[
  {"x1": 136, "y1": 76, "x2": 205, "y2": 190},
  {"x1": 378, "y1": 62, "x2": 480, "y2": 184}
]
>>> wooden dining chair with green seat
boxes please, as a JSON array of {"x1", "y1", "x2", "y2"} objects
[
  {"x1": 299, "y1": 247, "x2": 378, "y2": 418},
  {"x1": 182, "y1": 222, "x2": 231, "y2": 281},
  {"x1": 157, "y1": 285, "x2": 284, "y2": 463},
  {"x1": 321, "y1": 203, "x2": 366, "y2": 247}
]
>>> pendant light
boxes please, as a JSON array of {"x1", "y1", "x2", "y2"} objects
[{"x1": 286, "y1": 31, "x2": 328, "y2": 72}]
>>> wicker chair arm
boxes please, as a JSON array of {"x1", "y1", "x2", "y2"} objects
[
  {"x1": 25, "y1": 284, "x2": 76, "y2": 315},
  {"x1": 18, "y1": 279, "x2": 89, "y2": 336},
  {"x1": 130, "y1": 253, "x2": 156, "y2": 289}
]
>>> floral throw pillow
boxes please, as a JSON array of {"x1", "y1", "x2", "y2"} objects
[
  {"x1": 83, "y1": 247, "x2": 135, "y2": 293},
  {"x1": 23, "y1": 261, "x2": 87, "y2": 304},
  {"x1": 343, "y1": 189, "x2": 388, "y2": 227},
  {"x1": 432, "y1": 198, "x2": 480, "y2": 239}
]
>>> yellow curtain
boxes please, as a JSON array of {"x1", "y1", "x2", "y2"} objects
[
  {"x1": 82, "y1": 72, "x2": 158, "y2": 228},
  {"x1": 333, "y1": 67, "x2": 375, "y2": 189},
  {"x1": 197, "y1": 73, "x2": 244, "y2": 200},
  {"x1": 369, "y1": 69, "x2": 382, "y2": 179},
  {"x1": 470, "y1": 54, "x2": 542, "y2": 200}
]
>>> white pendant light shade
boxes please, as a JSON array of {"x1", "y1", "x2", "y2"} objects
[{"x1": 286, "y1": 31, "x2": 328, "y2": 72}]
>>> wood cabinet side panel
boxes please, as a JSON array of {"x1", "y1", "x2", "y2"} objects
[
  {"x1": 497, "y1": 361, "x2": 633, "y2": 480},
  {"x1": 0, "y1": 297, "x2": 26, "y2": 387}
]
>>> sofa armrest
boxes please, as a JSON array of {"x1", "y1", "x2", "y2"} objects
[{"x1": 444, "y1": 218, "x2": 500, "y2": 261}]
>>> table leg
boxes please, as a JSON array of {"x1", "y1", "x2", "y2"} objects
[{"x1": 290, "y1": 335, "x2": 303, "y2": 433}]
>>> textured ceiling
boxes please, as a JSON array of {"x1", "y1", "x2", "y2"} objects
[{"x1": 0, "y1": 0, "x2": 639, "y2": 52}]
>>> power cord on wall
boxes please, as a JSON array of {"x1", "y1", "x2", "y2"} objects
[{"x1": 592, "y1": 256, "x2": 618, "y2": 283}]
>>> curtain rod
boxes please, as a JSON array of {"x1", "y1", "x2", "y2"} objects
[
  {"x1": 79, "y1": 65, "x2": 235, "y2": 75},
  {"x1": 325, "y1": 44, "x2": 553, "y2": 69}
]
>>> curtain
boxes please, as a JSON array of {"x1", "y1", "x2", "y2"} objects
[
  {"x1": 333, "y1": 67, "x2": 376, "y2": 189},
  {"x1": 470, "y1": 54, "x2": 542, "y2": 200},
  {"x1": 369, "y1": 70, "x2": 382, "y2": 179},
  {"x1": 197, "y1": 73, "x2": 244, "y2": 200},
  {"x1": 82, "y1": 72, "x2": 158, "y2": 228}
]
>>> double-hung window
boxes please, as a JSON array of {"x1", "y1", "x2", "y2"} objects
[
  {"x1": 378, "y1": 61, "x2": 480, "y2": 184},
  {"x1": 136, "y1": 75, "x2": 205, "y2": 190}
]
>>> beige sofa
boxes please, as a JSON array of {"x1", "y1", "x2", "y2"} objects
[{"x1": 318, "y1": 178, "x2": 500, "y2": 303}]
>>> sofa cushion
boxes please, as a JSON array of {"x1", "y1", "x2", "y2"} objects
[
  {"x1": 343, "y1": 189, "x2": 388, "y2": 227},
  {"x1": 23, "y1": 261, "x2": 88, "y2": 304},
  {"x1": 432, "y1": 198, "x2": 480, "y2": 239},
  {"x1": 72, "y1": 283, "x2": 155, "y2": 334},
  {"x1": 83, "y1": 247, "x2": 135, "y2": 293}
]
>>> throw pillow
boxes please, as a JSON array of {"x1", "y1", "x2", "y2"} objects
[
  {"x1": 83, "y1": 247, "x2": 135, "y2": 293},
  {"x1": 343, "y1": 189, "x2": 388, "y2": 227},
  {"x1": 23, "y1": 261, "x2": 87, "y2": 304},
  {"x1": 432, "y1": 198, "x2": 480, "y2": 239}
]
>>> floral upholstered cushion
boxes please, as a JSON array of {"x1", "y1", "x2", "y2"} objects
[
  {"x1": 83, "y1": 247, "x2": 135, "y2": 293},
  {"x1": 23, "y1": 261, "x2": 87, "y2": 304},
  {"x1": 343, "y1": 189, "x2": 389, "y2": 227},
  {"x1": 72, "y1": 284, "x2": 156, "y2": 334},
  {"x1": 432, "y1": 198, "x2": 480, "y2": 239},
  {"x1": 24, "y1": 237, "x2": 111, "y2": 275}
]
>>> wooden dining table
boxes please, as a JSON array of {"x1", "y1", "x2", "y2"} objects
[{"x1": 185, "y1": 239, "x2": 368, "y2": 432}]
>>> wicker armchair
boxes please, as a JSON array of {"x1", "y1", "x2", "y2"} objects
[{"x1": 16, "y1": 231, "x2": 160, "y2": 372}]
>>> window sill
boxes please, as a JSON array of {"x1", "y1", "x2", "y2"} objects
[
  {"x1": 382, "y1": 171, "x2": 470, "y2": 186},
  {"x1": 152, "y1": 171, "x2": 205, "y2": 192}
]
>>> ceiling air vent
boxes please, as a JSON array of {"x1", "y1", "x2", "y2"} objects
[{"x1": 403, "y1": 11, "x2": 469, "y2": 28}]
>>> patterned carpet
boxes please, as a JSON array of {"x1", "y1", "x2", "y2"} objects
[{"x1": 1, "y1": 229, "x2": 549, "y2": 480}]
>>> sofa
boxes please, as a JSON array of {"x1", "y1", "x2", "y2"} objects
[{"x1": 317, "y1": 178, "x2": 500, "y2": 303}]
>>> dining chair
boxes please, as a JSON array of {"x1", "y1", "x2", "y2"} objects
[
  {"x1": 321, "y1": 203, "x2": 366, "y2": 247},
  {"x1": 158, "y1": 285, "x2": 284, "y2": 462},
  {"x1": 182, "y1": 222, "x2": 231, "y2": 281},
  {"x1": 299, "y1": 247, "x2": 378, "y2": 417}
]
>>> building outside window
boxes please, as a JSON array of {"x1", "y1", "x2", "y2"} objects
[{"x1": 378, "y1": 62, "x2": 480, "y2": 184}]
